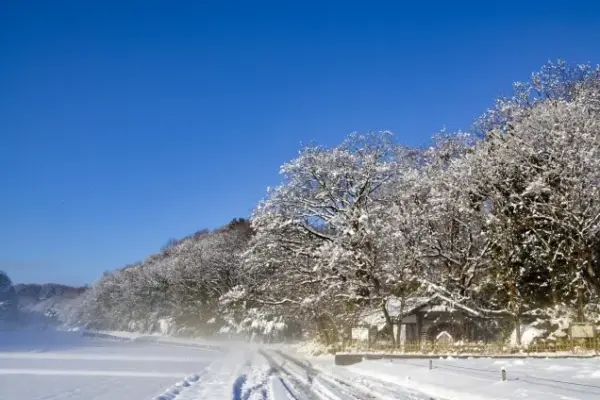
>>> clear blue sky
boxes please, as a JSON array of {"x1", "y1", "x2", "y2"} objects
[{"x1": 1, "y1": 1, "x2": 599, "y2": 285}]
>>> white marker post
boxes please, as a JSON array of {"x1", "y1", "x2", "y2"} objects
[{"x1": 501, "y1": 367, "x2": 507, "y2": 382}]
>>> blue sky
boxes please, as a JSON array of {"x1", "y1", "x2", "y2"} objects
[{"x1": 1, "y1": 1, "x2": 599, "y2": 285}]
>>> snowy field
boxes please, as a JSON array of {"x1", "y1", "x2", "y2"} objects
[
  {"x1": 2, "y1": 331, "x2": 600, "y2": 400},
  {"x1": 0, "y1": 331, "x2": 218, "y2": 400}
]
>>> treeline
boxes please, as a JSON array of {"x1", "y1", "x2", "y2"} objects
[
  {"x1": 0, "y1": 271, "x2": 90, "y2": 327},
  {"x1": 75, "y1": 219, "x2": 252, "y2": 334},
  {"x1": 77, "y1": 62, "x2": 600, "y2": 345}
]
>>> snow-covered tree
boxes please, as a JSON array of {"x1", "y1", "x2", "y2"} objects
[
  {"x1": 0, "y1": 271, "x2": 18, "y2": 322},
  {"x1": 253, "y1": 133, "x2": 397, "y2": 300},
  {"x1": 76, "y1": 219, "x2": 252, "y2": 334},
  {"x1": 77, "y1": 61, "x2": 600, "y2": 348}
]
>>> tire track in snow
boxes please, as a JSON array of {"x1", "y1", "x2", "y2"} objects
[
  {"x1": 151, "y1": 357, "x2": 220, "y2": 400},
  {"x1": 153, "y1": 373, "x2": 203, "y2": 400},
  {"x1": 259, "y1": 350, "x2": 320, "y2": 399},
  {"x1": 233, "y1": 355, "x2": 302, "y2": 400},
  {"x1": 232, "y1": 368, "x2": 271, "y2": 400},
  {"x1": 272, "y1": 351, "x2": 371, "y2": 399},
  {"x1": 274, "y1": 350, "x2": 437, "y2": 400}
]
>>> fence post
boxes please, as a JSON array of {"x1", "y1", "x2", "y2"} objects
[
  {"x1": 501, "y1": 367, "x2": 507, "y2": 382},
  {"x1": 429, "y1": 359, "x2": 433, "y2": 370}
]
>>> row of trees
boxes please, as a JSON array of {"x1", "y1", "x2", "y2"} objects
[
  {"x1": 76, "y1": 219, "x2": 252, "y2": 334},
  {"x1": 78, "y1": 62, "x2": 600, "y2": 345}
]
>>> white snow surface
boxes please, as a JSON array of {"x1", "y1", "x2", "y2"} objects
[
  {"x1": 0, "y1": 329, "x2": 432, "y2": 399},
  {"x1": 0, "y1": 330, "x2": 217, "y2": 400},
  {"x1": 307, "y1": 354, "x2": 600, "y2": 400},
  {"x1": 281, "y1": 342, "x2": 600, "y2": 400},
  {"x1": 3, "y1": 330, "x2": 600, "y2": 399}
]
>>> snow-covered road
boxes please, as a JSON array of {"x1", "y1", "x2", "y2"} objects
[{"x1": 166, "y1": 347, "x2": 432, "y2": 400}]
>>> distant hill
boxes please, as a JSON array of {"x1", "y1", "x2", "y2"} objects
[
  {"x1": 14, "y1": 283, "x2": 86, "y2": 304},
  {"x1": 14, "y1": 283, "x2": 87, "y2": 325}
]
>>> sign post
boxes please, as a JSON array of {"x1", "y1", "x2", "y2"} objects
[{"x1": 569, "y1": 323, "x2": 596, "y2": 354}]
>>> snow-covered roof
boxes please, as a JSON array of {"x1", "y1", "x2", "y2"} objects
[
  {"x1": 359, "y1": 294, "x2": 480, "y2": 329},
  {"x1": 360, "y1": 296, "x2": 434, "y2": 329}
]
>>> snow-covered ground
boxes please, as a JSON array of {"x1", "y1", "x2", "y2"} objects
[
  {"x1": 2, "y1": 330, "x2": 600, "y2": 399},
  {"x1": 0, "y1": 329, "x2": 431, "y2": 399},
  {"x1": 0, "y1": 330, "x2": 217, "y2": 400},
  {"x1": 306, "y1": 354, "x2": 600, "y2": 400}
]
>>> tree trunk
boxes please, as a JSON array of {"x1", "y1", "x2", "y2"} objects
[
  {"x1": 509, "y1": 275, "x2": 522, "y2": 347},
  {"x1": 316, "y1": 316, "x2": 330, "y2": 345},
  {"x1": 583, "y1": 251, "x2": 600, "y2": 295},
  {"x1": 577, "y1": 287, "x2": 586, "y2": 322},
  {"x1": 551, "y1": 279, "x2": 560, "y2": 305},
  {"x1": 395, "y1": 298, "x2": 405, "y2": 350},
  {"x1": 514, "y1": 315, "x2": 521, "y2": 347},
  {"x1": 381, "y1": 300, "x2": 396, "y2": 346}
]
